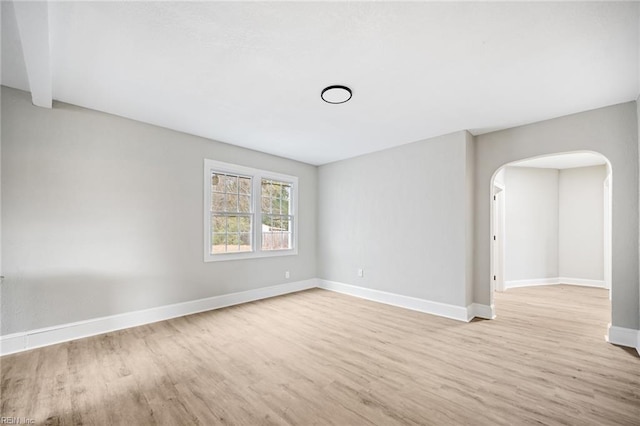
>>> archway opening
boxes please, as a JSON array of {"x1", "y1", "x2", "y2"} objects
[{"x1": 490, "y1": 151, "x2": 612, "y2": 329}]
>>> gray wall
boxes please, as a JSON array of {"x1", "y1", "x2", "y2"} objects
[
  {"x1": 1, "y1": 87, "x2": 317, "y2": 334},
  {"x1": 504, "y1": 167, "x2": 559, "y2": 282},
  {"x1": 476, "y1": 102, "x2": 639, "y2": 330},
  {"x1": 317, "y1": 131, "x2": 473, "y2": 308},
  {"x1": 559, "y1": 165, "x2": 606, "y2": 280}
]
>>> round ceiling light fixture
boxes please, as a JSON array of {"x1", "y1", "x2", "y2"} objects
[{"x1": 321, "y1": 85, "x2": 352, "y2": 104}]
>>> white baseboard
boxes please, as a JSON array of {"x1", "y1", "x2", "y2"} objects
[
  {"x1": 504, "y1": 277, "x2": 607, "y2": 290},
  {"x1": 317, "y1": 279, "x2": 471, "y2": 322},
  {"x1": 504, "y1": 278, "x2": 558, "y2": 289},
  {"x1": 467, "y1": 303, "x2": 496, "y2": 320},
  {"x1": 0, "y1": 333, "x2": 27, "y2": 356},
  {"x1": 0, "y1": 279, "x2": 317, "y2": 356},
  {"x1": 557, "y1": 277, "x2": 607, "y2": 288},
  {"x1": 607, "y1": 325, "x2": 640, "y2": 354}
]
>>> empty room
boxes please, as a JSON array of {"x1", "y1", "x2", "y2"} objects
[{"x1": 1, "y1": 1, "x2": 639, "y2": 425}]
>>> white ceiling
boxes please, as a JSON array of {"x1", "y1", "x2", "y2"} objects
[
  {"x1": 2, "y1": 1, "x2": 638, "y2": 165},
  {"x1": 510, "y1": 152, "x2": 608, "y2": 170}
]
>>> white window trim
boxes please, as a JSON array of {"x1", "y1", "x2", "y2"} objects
[{"x1": 204, "y1": 159, "x2": 299, "y2": 262}]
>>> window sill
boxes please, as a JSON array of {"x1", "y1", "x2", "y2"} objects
[{"x1": 204, "y1": 248, "x2": 298, "y2": 262}]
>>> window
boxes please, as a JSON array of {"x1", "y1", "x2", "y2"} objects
[
  {"x1": 211, "y1": 172, "x2": 252, "y2": 254},
  {"x1": 204, "y1": 159, "x2": 298, "y2": 261},
  {"x1": 261, "y1": 179, "x2": 293, "y2": 251}
]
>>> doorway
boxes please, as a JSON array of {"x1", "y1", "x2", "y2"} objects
[{"x1": 490, "y1": 152, "x2": 612, "y2": 317}]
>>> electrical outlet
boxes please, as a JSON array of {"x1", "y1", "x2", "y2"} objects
[
  {"x1": 357, "y1": 268, "x2": 364, "y2": 278},
  {"x1": 285, "y1": 271, "x2": 290, "y2": 279}
]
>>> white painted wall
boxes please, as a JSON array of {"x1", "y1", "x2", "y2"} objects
[
  {"x1": 476, "y1": 102, "x2": 638, "y2": 330},
  {"x1": 559, "y1": 165, "x2": 606, "y2": 281},
  {"x1": 0, "y1": 87, "x2": 317, "y2": 335},
  {"x1": 500, "y1": 164, "x2": 607, "y2": 287},
  {"x1": 317, "y1": 131, "x2": 474, "y2": 308},
  {"x1": 503, "y1": 167, "x2": 559, "y2": 282}
]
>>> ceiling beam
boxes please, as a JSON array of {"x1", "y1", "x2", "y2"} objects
[{"x1": 13, "y1": 0, "x2": 52, "y2": 108}]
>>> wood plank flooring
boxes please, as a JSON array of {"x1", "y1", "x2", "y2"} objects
[{"x1": 1, "y1": 285, "x2": 639, "y2": 425}]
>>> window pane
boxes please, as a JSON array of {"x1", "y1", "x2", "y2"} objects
[
  {"x1": 281, "y1": 186, "x2": 290, "y2": 214},
  {"x1": 212, "y1": 173, "x2": 225, "y2": 192},
  {"x1": 261, "y1": 180, "x2": 273, "y2": 197},
  {"x1": 261, "y1": 215, "x2": 292, "y2": 251},
  {"x1": 238, "y1": 216, "x2": 251, "y2": 232},
  {"x1": 260, "y1": 179, "x2": 271, "y2": 213},
  {"x1": 239, "y1": 233, "x2": 251, "y2": 251},
  {"x1": 225, "y1": 194, "x2": 238, "y2": 212},
  {"x1": 227, "y1": 216, "x2": 239, "y2": 232},
  {"x1": 262, "y1": 232, "x2": 271, "y2": 250},
  {"x1": 239, "y1": 195, "x2": 251, "y2": 213},
  {"x1": 213, "y1": 215, "x2": 226, "y2": 233},
  {"x1": 226, "y1": 237, "x2": 241, "y2": 253},
  {"x1": 225, "y1": 175, "x2": 238, "y2": 193},
  {"x1": 261, "y1": 195, "x2": 271, "y2": 213},
  {"x1": 212, "y1": 192, "x2": 225, "y2": 212},
  {"x1": 271, "y1": 197, "x2": 278, "y2": 215},
  {"x1": 239, "y1": 177, "x2": 251, "y2": 194},
  {"x1": 212, "y1": 233, "x2": 227, "y2": 253}
]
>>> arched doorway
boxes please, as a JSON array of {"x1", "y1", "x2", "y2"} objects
[{"x1": 489, "y1": 151, "x2": 612, "y2": 325}]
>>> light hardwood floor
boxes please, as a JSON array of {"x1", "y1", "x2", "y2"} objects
[{"x1": 1, "y1": 285, "x2": 639, "y2": 425}]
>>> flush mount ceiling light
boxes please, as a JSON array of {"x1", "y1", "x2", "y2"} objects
[{"x1": 321, "y1": 85, "x2": 352, "y2": 104}]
